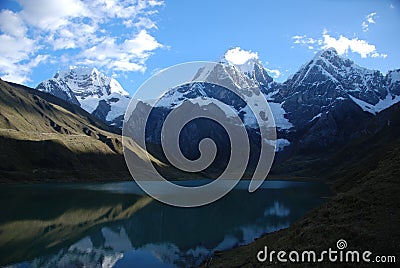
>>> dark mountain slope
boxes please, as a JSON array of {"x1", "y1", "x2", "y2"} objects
[
  {"x1": 0, "y1": 79, "x2": 129, "y2": 181},
  {"x1": 4, "y1": 81, "x2": 119, "y2": 134},
  {"x1": 203, "y1": 102, "x2": 400, "y2": 267},
  {"x1": 0, "y1": 80, "x2": 198, "y2": 182}
]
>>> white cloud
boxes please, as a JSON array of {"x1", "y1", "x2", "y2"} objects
[
  {"x1": 79, "y1": 30, "x2": 162, "y2": 72},
  {"x1": 292, "y1": 31, "x2": 387, "y2": 59},
  {"x1": 0, "y1": 20, "x2": 37, "y2": 83},
  {"x1": 18, "y1": 0, "x2": 89, "y2": 31},
  {"x1": 0, "y1": 10, "x2": 27, "y2": 37},
  {"x1": 0, "y1": 54, "x2": 49, "y2": 84},
  {"x1": 265, "y1": 68, "x2": 281, "y2": 78},
  {"x1": 224, "y1": 47, "x2": 258, "y2": 65},
  {"x1": 366, "y1": 12, "x2": 377, "y2": 24},
  {"x1": 362, "y1": 12, "x2": 377, "y2": 32},
  {"x1": 0, "y1": 0, "x2": 164, "y2": 83},
  {"x1": 371, "y1": 52, "x2": 387, "y2": 58},
  {"x1": 322, "y1": 34, "x2": 374, "y2": 58},
  {"x1": 224, "y1": 47, "x2": 281, "y2": 78},
  {"x1": 123, "y1": 17, "x2": 157, "y2": 29},
  {"x1": 148, "y1": 0, "x2": 164, "y2": 7},
  {"x1": 0, "y1": 33, "x2": 35, "y2": 62},
  {"x1": 292, "y1": 35, "x2": 322, "y2": 46}
]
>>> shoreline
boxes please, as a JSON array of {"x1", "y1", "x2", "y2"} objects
[
  {"x1": 199, "y1": 148, "x2": 400, "y2": 267},
  {"x1": 0, "y1": 174, "x2": 322, "y2": 185}
]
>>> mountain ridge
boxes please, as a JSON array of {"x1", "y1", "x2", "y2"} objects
[
  {"x1": 34, "y1": 49, "x2": 400, "y2": 132},
  {"x1": 36, "y1": 67, "x2": 130, "y2": 128},
  {"x1": 31, "y1": 49, "x2": 400, "y2": 167},
  {"x1": 0, "y1": 79, "x2": 139, "y2": 182}
]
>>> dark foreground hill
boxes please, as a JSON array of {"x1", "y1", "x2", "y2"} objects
[
  {"x1": 0, "y1": 80, "x2": 199, "y2": 182},
  {"x1": 0, "y1": 79, "x2": 131, "y2": 182},
  {"x1": 202, "y1": 102, "x2": 400, "y2": 267}
]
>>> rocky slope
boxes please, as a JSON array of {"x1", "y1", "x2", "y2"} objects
[
  {"x1": 33, "y1": 49, "x2": 400, "y2": 176},
  {"x1": 127, "y1": 49, "x2": 400, "y2": 174}
]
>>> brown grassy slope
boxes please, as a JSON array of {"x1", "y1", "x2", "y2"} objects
[
  {"x1": 205, "y1": 104, "x2": 400, "y2": 267},
  {"x1": 0, "y1": 79, "x2": 130, "y2": 181},
  {"x1": 0, "y1": 80, "x2": 195, "y2": 182}
]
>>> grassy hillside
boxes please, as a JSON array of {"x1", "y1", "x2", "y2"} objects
[
  {"x1": 0, "y1": 79, "x2": 132, "y2": 181},
  {"x1": 0, "y1": 80, "x2": 201, "y2": 182}
]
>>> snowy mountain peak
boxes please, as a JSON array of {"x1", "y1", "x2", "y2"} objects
[
  {"x1": 387, "y1": 69, "x2": 400, "y2": 83},
  {"x1": 221, "y1": 47, "x2": 262, "y2": 75},
  {"x1": 218, "y1": 47, "x2": 274, "y2": 88},
  {"x1": 35, "y1": 49, "x2": 400, "y2": 132},
  {"x1": 288, "y1": 47, "x2": 376, "y2": 90},
  {"x1": 314, "y1": 47, "x2": 339, "y2": 59},
  {"x1": 56, "y1": 66, "x2": 98, "y2": 81},
  {"x1": 36, "y1": 67, "x2": 130, "y2": 127},
  {"x1": 54, "y1": 66, "x2": 129, "y2": 97},
  {"x1": 314, "y1": 48, "x2": 357, "y2": 70},
  {"x1": 387, "y1": 69, "x2": 400, "y2": 96}
]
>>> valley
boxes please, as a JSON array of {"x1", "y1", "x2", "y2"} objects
[{"x1": 0, "y1": 48, "x2": 399, "y2": 267}]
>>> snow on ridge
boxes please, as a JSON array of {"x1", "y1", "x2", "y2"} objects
[
  {"x1": 109, "y1": 77, "x2": 129, "y2": 96},
  {"x1": 349, "y1": 94, "x2": 400, "y2": 115},
  {"x1": 185, "y1": 97, "x2": 238, "y2": 119},
  {"x1": 56, "y1": 66, "x2": 129, "y2": 97},
  {"x1": 263, "y1": 138, "x2": 291, "y2": 152},
  {"x1": 37, "y1": 67, "x2": 131, "y2": 123},
  {"x1": 154, "y1": 87, "x2": 185, "y2": 108},
  {"x1": 387, "y1": 69, "x2": 400, "y2": 83},
  {"x1": 80, "y1": 96, "x2": 101, "y2": 113},
  {"x1": 309, "y1": 113, "x2": 322, "y2": 122},
  {"x1": 268, "y1": 102, "x2": 293, "y2": 130},
  {"x1": 275, "y1": 139, "x2": 291, "y2": 152},
  {"x1": 193, "y1": 64, "x2": 215, "y2": 81},
  {"x1": 106, "y1": 94, "x2": 131, "y2": 122}
]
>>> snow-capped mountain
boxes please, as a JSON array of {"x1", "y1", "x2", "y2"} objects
[
  {"x1": 267, "y1": 48, "x2": 400, "y2": 151},
  {"x1": 141, "y1": 48, "x2": 400, "y2": 155},
  {"x1": 35, "y1": 49, "x2": 400, "y2": 155},
  {"x1": 156, "y1": 54, "x2": 289, "y2": 130},
  {"x1": 36, "y1": 67, "x2": 130, "y2": 128},
  {"x1": 220, "y1": 49, "x2": 276, "y2": 91},
  {"x1": 276, "y1": 48, "x2": 399, "y2": 120}
]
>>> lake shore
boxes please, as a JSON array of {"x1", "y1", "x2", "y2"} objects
[
  {"x1": 0, "y1": 178, "x2": 329, "y2": 267},
  {"x1": 0, "y1": 172, "x2": 320, "y2": 184},
  {"x1": 200, "y1": 147, "x2": 400, "y2": 267}
]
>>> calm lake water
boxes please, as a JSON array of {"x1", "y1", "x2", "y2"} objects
[{"x1": 0, "y1": 179, "x2": 330, "y2": 267}]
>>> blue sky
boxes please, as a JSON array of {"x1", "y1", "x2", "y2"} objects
[{"x1": 0, "y1": 0, "x2": 399, "y2": 95}]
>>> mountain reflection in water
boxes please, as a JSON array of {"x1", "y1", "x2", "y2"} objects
[{"x1": 0, "y1": 180, "x2": 330, "y2": 267}]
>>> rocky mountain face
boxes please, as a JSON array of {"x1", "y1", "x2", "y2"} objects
[
  {"x1": 36, "y1": 67, "x2": 130, "y2": 128},
  {"x1": 134, "y1": 49, "x2": 399, "y2": 160},
  {"x1": 35, "y1": 49, "x2": 400, "y2": 164},
  {"x1": 269, "y1": 49, "x2": 400, "y2": 152}
]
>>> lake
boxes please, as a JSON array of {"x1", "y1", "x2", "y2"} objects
[{"x1": 0, "y1": 179, "x2": 330, "y2": 267}]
